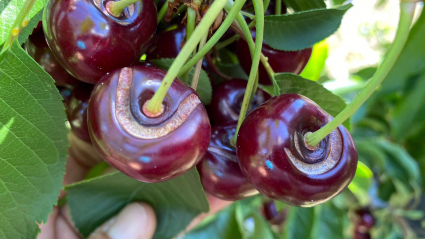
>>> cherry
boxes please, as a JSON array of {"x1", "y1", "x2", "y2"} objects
[
  {"x1": 26, "y1": 23, "x2": 80, "y2": 87},
  {"x1": 236, "y1": 93, "x2": 358, "y2": 207},
  {"x1": 88, "y1": 65, "x2": 211, "y2": 182},
  {"x1": 236, "y1": 31, "x2": 312, "y2": 85},
  {"x1": 65, "y1": 83, "x2": 94, "y2": 143},
  {"x1": 208, "y1": 79, "x2": 270, "y2": 125},
  {"x1": 57, "y1": 86, "x2": 72, "y2": 105},
  {"x1": 355, "y1": 208, "x2": 375, "y2": 230},
  {"x1": 43, "y1": 0, "x2": 157, "y2": 84},
  {"x1": 197, "y1": 122, "x2": 257, "y2": 200},
  {"x1": 262, "y1": 201, "x2": 285, "y2": 226}
]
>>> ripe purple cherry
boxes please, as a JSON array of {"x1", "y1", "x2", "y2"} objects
[
  {"x1": 88, "y1": 65, "x2": 211, "y2": 182},
  {"x1": 355, "y1": 208, "x2": 375, "y2": 231},
  {"x1": 197, "y1": 122, "x2": 258, "y2": 200},
  {"x1": 237, "y1": 94, "x2": 358, "y2": 207},
  {"x1": 26, "y1": 22, "x2": 79, "y2": 87},
  {"x1": 65, "y1": 83, "x2": 94, "y2": 143},
  {"x1": 208, "y1": 79, "x2": 270, "y2": 125},
  {"x1": 43, "y1": 0, "x2": 157, "y2": 84},
  {"x1": 236, "y1": 31, "x2": 312, "y2": 85}
]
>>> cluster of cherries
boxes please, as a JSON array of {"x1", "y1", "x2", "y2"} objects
[{"x1": 27, "y1": 0, "x2": 357, "y2": 207}]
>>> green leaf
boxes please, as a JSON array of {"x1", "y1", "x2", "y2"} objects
[
  {"x1": 66, "y1": 169, "x2": 209, "y2": 239},
  {"x1": 264, "y1": 4, "x2": 352, "y2": 51},
  {"x1": 282, "y1": 0, "x2": 326, "y2": 12},
  {"x1": 150, "y1": 58, "x2": 212, "y2": 105},
  {"x1": 0, "y1": 43, "x2": 68, "y2": 239},
  {"x1": 300, "y1": 40, "x2": 328, "y2": 81},
  {"x1": 283, "y1": 207, "x2": 315, "y2": 239},
  {"x1": 275, "y1": 73, "x2": 350, "y2": 129},
  {"x1": 234, "y1": 201, "x2": 275, "y2": 239},
  {"x1": 380, "y1": 8, "x2": 425, "y2": 94},
  {"x1": 185, "y1": 204, "x2": 243, "y2": 239},
  {"x1": 391, "y1": 73, "x2": 425, "y2": 141},
  {"x1": 311, "y1": 203, "x2": 344, "y2": 239},
  {"x1": 0, "y1": 0, "x2": 46, "y2": 46}
]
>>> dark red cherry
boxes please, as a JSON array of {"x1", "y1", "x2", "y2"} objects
[
  {"x1": 355, "y1": 208, "x2": 375, "y2": 230},
  {"x1": 65, "y1": 83, "x2": 94, "y2": 143},
  {"x1": 197, "y1": 122, "x2": 257, "y2": 200},
  {"x1": 57, "y1": 86, "x2": 73, "y2": 105},
  {"x1": 88, "y1": 65, "x2": 211, "y2": 182},
  {"x1": 208, "y1": 79, "x2": 270, "y2": 125},
  {"x1": 26, "y1": 24, "x2": 80, "y2": 87},
  {"x1": 262, "y1": 201, "x2": 285, "y2": 225},
  {"x1": 237, "y1": 94, "x2": 358, "y2": 207},
  {"x1": 43, "y1": 0, "x2": 157, "y2": 84},
  {"x1": 236, "y1": 31, "x2": 312, "y2": 85}
]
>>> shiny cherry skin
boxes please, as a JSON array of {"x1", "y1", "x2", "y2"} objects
[
  {"x1": 43, "y1": 0, "x2": 157, "y2": 84},
  {"x1": 26, "y1": 23, "x2": 80, "y2": 87},
  {"x1": 237, "y1": 94, "x2": 358, "y2": 207},
  {"x1": 208, "y1": 79, "x2": 270, "y2": 125},
  {"x1": 65, "y1": 83, "x2": 94, "y2": 143},
  {"x1": 88, "y1": 65, "x2": 211, "y2": 182},
  {"x1": 197, "y1": 122, "x2": 257, "y2": 200},
  {"x1": 355, "y1": 208, "x2": 375, "y2": 230},
  {"x1": 236, "y1": 31, "x2": 312, "y2": 85}
]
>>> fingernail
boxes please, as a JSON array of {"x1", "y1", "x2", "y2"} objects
[{"x1": 106, "y1": 203, "x2": 150, "y2": 239}]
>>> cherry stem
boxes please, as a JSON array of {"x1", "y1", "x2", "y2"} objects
[
  {"x1": 305, "y1": 2, "x2": 417, "y2": 148},
  {"x1": 107, "y1": 0, "x2": 139, "y2": 17},
  {"x1": 177, "y1": 0, "x2": 247, "y2": 77},
  {"x1": 231, "y1": 0, "x2": 264, "y2": 145},
  {"x1": 191, "y1": 33, "x2": 208, "y2": 90},
  {"x1": 157, "y1": 0, "x2": 170, "y2": 23},
  {"x1": 146, "y1": 0, "x2": 228, "y2": 114},
  {"x1": 275, "y1": 0, "x2": 281, "y2": 15},
  {"x1": 187, "y1": 8, "x2": 197, "y2": 44},
  {"x1": 0, "y1": 0, "x2": 36, "y2": 58},
  {"x1": 232, "y1": 11, "x2": 278, "y2": 94},
  {"x1": 215, "y1": 34, "x2": 240, "y2": 50}
]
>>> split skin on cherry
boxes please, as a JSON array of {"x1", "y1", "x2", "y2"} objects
[
  {"x1": 197, "y1": 122, "x2": 258, "y2": 201},
  {"x1": 26, "y1": 22, "x2": 80, "y2": 87},
  {"x1": 236, "y1": 93, "x2": 358, "y2": 207},
  {"x1": 43, "y1": 0, "x2": 157, "y2": 84},
  {"x1": 88, "y1": 65, "x2": 211, "y2": 182},
  {"x1": 208, "y1": 79, "x2": 270, "y2": 125}
]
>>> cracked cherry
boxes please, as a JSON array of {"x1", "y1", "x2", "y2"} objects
[
  {"x1": 208, "y1": 79, "x2": 270, "y2": 125},
  {"x1": 26, "y1": 22, "x2": 79, "y2": 87},
  {"x1": 236, "y1": 31, "x2": 312, "y2": 85},
  {"x1": 197, "y1": 122, "x2": 257, "y2": 200},
  {"x1": 43, "y1": 0, "x2": 157, "y2": 84},
  {"x1": 65, "y1": 83, "x2": 94, "y2": 143},
  {"x1": 237, "y1": 93, "x2": 358, "y2": 207},
  {"x1": 88, "y1": 65, "x2": 211, "y2": 182}
]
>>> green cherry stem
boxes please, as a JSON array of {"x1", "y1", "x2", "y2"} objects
[
  {"x1": 107, "y1": 0, "x2": 140, "y2": 17},
  {"x1": 215, "y1": 34, "x2": 240, "y2": 50},
  {"x1": 275, "y1": 0, "x2": 282, "y2": 15},
  {"x1": 187, "y1": 8, "x2": 197, "y2": 43},
  {"x1": 157, "y1": 0, "x2": 169, "y2": 23},
  {"x1": 231, "y1": 0, "x2": 264, "y2": 144},
  {"x1": 305, "y1": 1, "x2": 417, "y2": 148},
  {"x1": 0, "y1": 0, "x2": 36, "y2": 58},
  {"x1": 178, "y1": 0, "x2": 247, "y2": 77},
  {"x1": 146, "y1": 0, "x2": 228, "y2": 114},
  {"x1": 191, "y1": 33, "x2": 208, "y2": 90}
]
